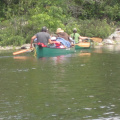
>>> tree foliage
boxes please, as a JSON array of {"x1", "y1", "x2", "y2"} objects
[
  {"x1": 68, "y1": 0, "x2": 120, "y2": 21},
  {"x1": 0, "y1": 0, "x2": 119, "y2": 45}
]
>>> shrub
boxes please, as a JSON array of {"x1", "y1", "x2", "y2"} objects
[
  {"x1": 0, "y1": 35, "x2": 25, "y2": 46},
  {"x1": 66, "y1": 18, "x2": 116, "y2": 38}
]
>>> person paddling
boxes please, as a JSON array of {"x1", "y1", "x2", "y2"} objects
[
  {"x1": 70, "y1": 28, "x2": 88, "y2": 44},
  {"x1": 30, "y1": 26, "x2": 53, "y2": 48}
]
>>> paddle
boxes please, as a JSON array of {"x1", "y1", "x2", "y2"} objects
[
  {"x1": 13, "y1": 48, "x2": 33, "y2": 55},
  {"x1": 74, "y1": 42, "x2": 90, "y2": 47},
  {"x1": 90, "y1": 37, "x2": 103, "y2": 43}
]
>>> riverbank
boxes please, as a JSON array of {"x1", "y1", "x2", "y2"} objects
[
  {"x1": 0, "y1": 44, "x2": 30, "y2": 50},
  {"x1": 0, "y1": 46, "x2": 21, "y2": 50},
  {"x1": 0, "y1": 42, "x2": 117, "y2": 51},
  {"x1": 1, "y1": 28, "x2": 120, "y2": 51}
]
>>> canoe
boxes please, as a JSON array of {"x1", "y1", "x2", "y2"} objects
[
  {"x1": 35, "y1": 45, "x2": 75, "y2": 58},
  {"x1": 75, "y1": 42, "x2": 91, "y2": 49}
]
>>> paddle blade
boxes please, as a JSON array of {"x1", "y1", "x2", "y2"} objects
[
  {"x1": 75, "y1": 42, "x2": 90, "y2": 47},
  {"x1": 13, "y1": 49, "x2": 32, "y2": 55},
  {"x1": 90, "y1": 37, "x2": 103, "y2": 42}
]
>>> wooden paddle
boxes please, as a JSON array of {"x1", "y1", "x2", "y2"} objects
[
  {"x1": 90, "y1": 37, "x2": 103, "y2": 42},
  {"x1": 13, "y1": 48, "x2": 33, "y2": 55},
  {"x1": 74, "y1": 42, "x2": 90, "y2": 47}
]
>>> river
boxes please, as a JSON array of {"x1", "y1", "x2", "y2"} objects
[{"x1": 0, "y1": 45, "x2": 120, "y2": 120}]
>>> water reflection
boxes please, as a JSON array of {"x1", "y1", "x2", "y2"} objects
[
  {"x1": 13, "y1": 56, "x2": 32, "y2": 60},
  {"x1": 37, "y1": 54, "x2": 72, "y2": 65},
  {"x1": 50, "y1": 54, "x2": 72, "y2": 65},
  {"x1": 75, "y1": 49, "x2": 91, "y2": 56},
  {"x1": 1, "y1": 46, "x2": 120, "y2": 120},
  {"x1": 94, "y1": 45, "x2": 120, "y2": 53},
  {"x1": 78, "y1": 52, "x2": 91, "y2": 56},
  {"x1": 77, "y1": 49, "x2": 91, "y2": 57},
  {"x1": 12, "y1": 49, "x2": 91, "y2": 63},
  {"x1": 37, "y1": 49, "x2": 91, "y2": 65},
  {"x1": 103, "y1": 45, "x2": 120, "y2": 52}
]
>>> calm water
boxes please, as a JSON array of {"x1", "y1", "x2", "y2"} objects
[{"x1": 1, "y1": 45, "x2": 120, "y2": 120}]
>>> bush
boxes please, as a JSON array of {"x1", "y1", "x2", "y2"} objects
[
  {"x1": 0, "y1": 16, "x2": 117, "y2": 46},
  {"x1": 66, "y1": 18, "x2": 116, "y2": 38},
  {"x1": 28, "y1": 13, "x2": 65, "y2": 33},
  {"x1": 0, "y1": 35, "x2": 25, "y2": 46}
]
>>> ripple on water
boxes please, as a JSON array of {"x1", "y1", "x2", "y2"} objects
[
  {"x1": 11, "y1": 67, "x2": 36, "y2": 73},
  {"x1": 12, "y1": 68, "x2": 29, "y2": 72},
  {"x1": 92, "y1": 116, "x2": 120, "y2": 120}
]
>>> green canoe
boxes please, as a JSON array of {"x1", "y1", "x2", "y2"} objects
[{"x1": 35, "y1": 45, "x2": 75, "y2": 58}]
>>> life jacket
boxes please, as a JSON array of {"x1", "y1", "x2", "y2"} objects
[
  {"x1": 37, "y1": 42, "x2": 47, "y2": 47},
  {"x1": 52, "y1": 41, "x2": 61, "y2": 47}
]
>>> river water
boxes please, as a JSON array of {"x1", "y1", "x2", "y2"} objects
[{"x1": 0, "y1": 45, "x2": 120, "y2": 120}]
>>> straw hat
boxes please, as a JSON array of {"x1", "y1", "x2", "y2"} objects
[{"x1": 56, "y1": 28, "x2": 64, "y2": 33}]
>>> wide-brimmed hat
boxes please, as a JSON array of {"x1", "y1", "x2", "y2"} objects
[{"x1": 56, "y1": 28, "x2": 64, "y2": 33}]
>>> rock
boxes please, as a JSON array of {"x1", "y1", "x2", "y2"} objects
[
  {"x1": 21, "y1": 44, "x2": 30, "y2": 49},
  {"x1": 103, "y1": 39, "x2": 116, "y2": 45},
  {"x1": 98, "y1": 42, "x2": 103, "y2": 46},
  {"x1": 102, "y1": 28, "x2": 120, "y2": 45}
]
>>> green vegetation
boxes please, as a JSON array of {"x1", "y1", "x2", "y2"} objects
[{"x1": 0, "y1": 0, "x2": 119, "y2": 46}]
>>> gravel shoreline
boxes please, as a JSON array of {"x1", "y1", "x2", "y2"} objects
[
  {"x1": 0, "y1": 46, "x2": 21, "y2": 50},
  {"x1": 0, "y1": 44, "x2": 31, "y2": 50}
]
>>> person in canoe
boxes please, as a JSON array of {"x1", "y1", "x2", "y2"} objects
[
  {"x1": 30, "y1": 26, "x2": 54, "y2": 48},
  {"x1": 55, "y1": 28, "x2": 71, "y2": 48},
  {"x1": 70, "y1": 28, "x2": 88, "y2": 44}
]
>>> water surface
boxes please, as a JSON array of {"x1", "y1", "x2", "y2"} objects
[{"x1": 0, "y1": 45, "x2": 120, "y2": 120}]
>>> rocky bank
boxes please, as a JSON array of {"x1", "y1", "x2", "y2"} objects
[{"x1": 101, "y1": 28, "x2": 120, "y2": 45}]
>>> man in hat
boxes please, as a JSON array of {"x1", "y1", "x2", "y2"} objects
[
  {"x1": 56, "y1": 28, "x2": 71, "y2": 48},
  {"x1": 30, "y1": 26, "x2": 53, "y2": 48},
  {"x1": 56, "y1": 28, "x2": 71, "y2": 42}
]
